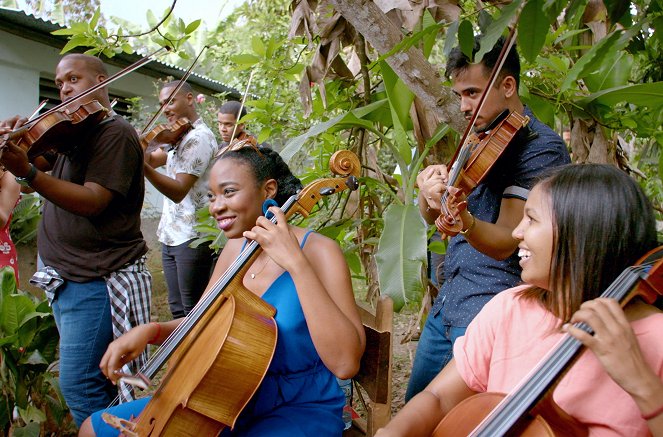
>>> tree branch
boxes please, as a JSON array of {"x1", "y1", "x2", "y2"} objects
[{"x1": 328, "y1": 0, "x2": 466, "y2": 132}]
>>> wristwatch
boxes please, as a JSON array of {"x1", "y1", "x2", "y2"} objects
[{"x1": 15, "y1": 164, "x2": 37, "y2": 187}]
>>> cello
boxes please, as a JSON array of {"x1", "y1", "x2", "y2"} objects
[
  {"x1": 432, "y1": 246, "x2": 663, "y2": 436},
  {"x1": 104, "y1": 150, "x2": 361, "y2": 436}
]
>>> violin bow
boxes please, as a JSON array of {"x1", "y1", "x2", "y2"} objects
[
  {"x1": 446, "y1": 26, "x2": 518, "y2": 186},
  {"x1": 27, "y1": 100, "x2": 48, "y2": 121},
  {"x1": 140, "y1": 45, "x2": 209, "y2": 136},
  {"x1": 219, "y1": 69, "x2": 255, "y2": 155},
  {"x1": 37, "y1": 46, "x2": 169, "y2": 125}
]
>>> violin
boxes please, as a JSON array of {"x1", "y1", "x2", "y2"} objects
[
  {"x1": 139, "y1": 118, "x2": 193, "y2": 154},
  {"x1": 435, "y1": 110, "x2": 529, "y2": 237},
  {"x1": 432, "y1": 246, "x2": 663, "y2": 437},
  {"x1": 138, "y1": 47, "x2": 207, "y2": 154},
  {"x1": 433, "y1": 27, "x2": 529, "y2": 238},
  {"x1": 103, "y1": 150, "x2": 361, "y2": 436},
  {"x1": 217, "y1": 133, "x2": 258, "y2": 156},
  {"x1": 0, "y1": 47, "x2": 167, "y2": 160},
  {"x1": 2, "y1": 100, "x2": 109, "y2": 159}
]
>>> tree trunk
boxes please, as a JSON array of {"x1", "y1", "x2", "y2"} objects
[{"x1": 328, "y1": 0, "x2": 466, "y2": 133}]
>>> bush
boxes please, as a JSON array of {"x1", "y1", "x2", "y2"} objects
[{"x1": 0, "y1": 267, "x2": 75, "y2": 436}]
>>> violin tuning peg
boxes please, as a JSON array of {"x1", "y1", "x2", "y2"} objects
[{"x1": 320, "y1": 187, "x2": 335, "y2": 196}]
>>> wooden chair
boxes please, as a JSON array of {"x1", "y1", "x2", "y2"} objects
[{"x1": 344, "y1": 295, "x2": 394, "y2": 436}]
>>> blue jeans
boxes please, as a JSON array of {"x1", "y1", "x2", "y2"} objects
[
  {"x1": 405, "y1": 312, "x2": 466, "y2": 402},
  {"x1": 162, "y1": 240, "x2": 214, "y2": 318},
  {"x1": 51, "y1": 279, "x2": 117, "y2": 426}
]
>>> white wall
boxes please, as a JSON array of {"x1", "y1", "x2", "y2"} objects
[{"x1": 0, "y1": 29, "x2": 165, "y2": 219}]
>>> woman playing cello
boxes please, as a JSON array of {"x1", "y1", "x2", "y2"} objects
[
  {"x1": 80, "y1": 146, "x2": 366, "y2": 436},
  {"x1": 378, "y1": 164, "x2": 663, "y2": 437}
]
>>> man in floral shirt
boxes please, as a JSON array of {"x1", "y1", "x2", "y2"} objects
[{"x1": 144, "y1": 81, "x2": 217, "y2": 318}]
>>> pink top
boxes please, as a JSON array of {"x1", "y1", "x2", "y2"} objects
[
  {"x1": 454, "y1": 285, "x2": 663, "y2": 436},
  {"x1": 0, "y1": 200, "x2": 18, "y2": 285}
]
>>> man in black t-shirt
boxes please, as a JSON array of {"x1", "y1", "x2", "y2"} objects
[{"x1": 0, "y1": 54, "x2": 151, "y2": 426}]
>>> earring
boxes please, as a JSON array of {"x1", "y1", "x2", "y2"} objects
[{"x1": 262, "y1": 198, "x2": 278, "y2": 219}]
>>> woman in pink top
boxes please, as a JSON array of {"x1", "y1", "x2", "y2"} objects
[
  {"x1": 0, "y1": 167, "x2": 20, "y2": 284},
  {"x1": 378, "y1": 164, "x2": 663, "y2": 437}
]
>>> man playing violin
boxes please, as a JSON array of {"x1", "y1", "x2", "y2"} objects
[
  {"x1": 406, "y1": 35, "x2": 571, "y2": 400},
  {"x1": 0, "y1": 54, "x2": 151, "y2": 426},
  {"x1": 216, "y1": 100, "x2": 263, "y2": 152},
  {"x1": 143, "y1": 80, "x2": 217, "y2": 319}
]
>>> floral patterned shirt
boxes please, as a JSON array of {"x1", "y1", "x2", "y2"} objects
[{"x1": 156, "y1": 118, "x2": 217, "y2": 246}]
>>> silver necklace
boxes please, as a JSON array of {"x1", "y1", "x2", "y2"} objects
[{"x1": 249, "y1": 256, "x2": 270, "y2": 279}]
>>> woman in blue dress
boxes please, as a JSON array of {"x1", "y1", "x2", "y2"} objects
[{"x1": 79, "y1": 146, "x2": 366, "y2": 436}]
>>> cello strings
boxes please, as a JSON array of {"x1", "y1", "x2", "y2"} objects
[{"x1": 471, "y1": 263, "x2": 649, "y2": 436}]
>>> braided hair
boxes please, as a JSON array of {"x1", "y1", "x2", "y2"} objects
[{"x1": 216, "y1": 147, "x2": 302, "y2": 206}]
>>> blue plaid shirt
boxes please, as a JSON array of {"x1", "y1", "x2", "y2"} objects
[{"x1": 433, "y1": 108, "x2": 570, "y2": 326}]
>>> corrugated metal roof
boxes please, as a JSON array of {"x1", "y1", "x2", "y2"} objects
[{"x1": 0, "y1": 7, "x2": 240, "y2": 98}]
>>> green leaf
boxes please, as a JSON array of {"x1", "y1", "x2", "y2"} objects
[
  {"x1": 380, "y1": 60, "x2": 414, "y2": 164},
  {"x1": 257, "y1": 127, "x2": 271, "y2": 143},
  {"x1": 344, "y1": 251, "x2": 362, "y2": 275},
  {"x1": 17, "y1": 404, "x2": 46, "y2": 425},
  {"x1": 421, "y1": 10, "x2": 439, "y2": 58},
  {"x1": 281, "y1": 100, "x2": 387, "y2": 163},
  {"x1": 51, "y1": 28, "x2": 77, "y2": 36},
  {"x1": 0, "y1": 333, "x2": 19, "y2": 347},
  {"x1": 0, "y1": 394, "x2": 11, "y2": 432},
  {"x1": 603, "y1": 0, "x2": 629, "y2": 24},
  {"x1": 146, "y1": 9, "x2": 158, "y2": 28},
  {"x1": 561, "y1": 24, "x2": 643, "y2": 92},
  {"x1": 523, "y1": 93, "x2": 556, "y2": 127},
  {"x1": 0, "y1": 266, "x2": 17, "y2": 303},
  {"x1": 428, "y1": 240, "x2": 447, "y2": 255},
  {"x1": 543, "y1": 0, "x2": 566, "y2": 22},
  {"x1": 517, "y1": 0, "x2": 548, "y2": 63},
  {"x1": 1, "y1": 293, "x2": 35, "y2": 335},
  {"x1": 443, "y1": 20, "x2": 460, "y2": 57},
  {"x1": 475, "y1": 0, "x2": 522, "y2": 63},
  {"x1": 458, "y1": 20, "x2": 475, "y2": 61},
  {"x1": 577, "y1": 82, "x2": 663, "y2": 109},
  {"x1": 90, "y1": 7, "x2": 101, "y2": 29},
  {"x1": 252, "y1": 35, "x2": 266, "y2": 57},
  {"x1": 60, "y1": 36, "x2": 89, "y2": 54},
  {"x1": 185, "y1": 19, "x2": 201, "y2": 34},
  {"x1": 375, "y1": 204, "x2": 428, "y2": 311},
  {"x1": 231, "y1": 54, "x2": 261, "y2": 66},
  {"x1": 372, "y1": 22, "x2": 443, "y2": 66},
  {"x1": 583, "y1": 52, "x2": 632, "y2": 92},
  {"x1": 12, "y1": 421, "x2": 41, "y2": 437}
]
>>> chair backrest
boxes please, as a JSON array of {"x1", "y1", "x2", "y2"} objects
[{"x1": 349, "y1": 295, "x2": 394, "y2": 436}]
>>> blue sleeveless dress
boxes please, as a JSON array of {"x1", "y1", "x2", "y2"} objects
[{"x1": 91, "y1": 231, "x2": 344, "y2": 436}]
